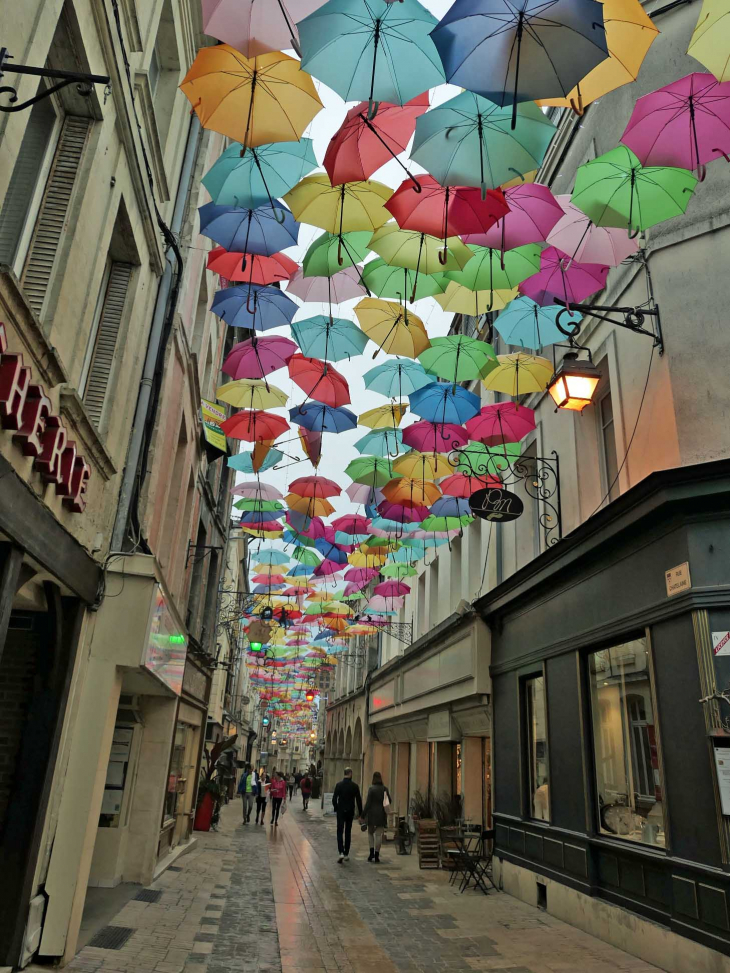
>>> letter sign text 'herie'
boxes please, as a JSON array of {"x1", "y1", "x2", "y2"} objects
[
  {"x1": 0, "y1": 322, "x2": 91, "y2": 513},
  {"x1": 469, "y1": 486, "x2": 524, "y2": 523}
]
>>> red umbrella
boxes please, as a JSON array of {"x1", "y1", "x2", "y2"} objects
[
  {"x1": 385, "y1": 175, "x2": 509, "y2": 261},
  {"x1": 519, "y1": 246, "x2": 610, "y2": 308},
  {"x1": 374, "y1": 580, "x2": 410, "y2": 596},
  {"x1": 288, "y1": 354, "x2": 351, "y2": 407},
  {"x1": 289, "y1": 475, "x2": 341, "y2": 497},
  {"x1": 440, "y1": 472, "x2": 501, "y2": 498},
  {"x1": 207, "y1": 247, "x2": 298, "y2": 284},
  {"x1": 463, "y1": 184, "x2": 564, "y2": 255},
  {"x1": 402, "y1": 420, "x2": 468, "y2": 453},
  {"x1": 324, "y1": 94, "x2": 430, "y2": 185},
  {"x1": 221, "y1": 409, "x2": 289, "y2": 441},
  {"x1": 298, "y1": 427, "x2": 322, "y2": 468},
  {"x1": 223, "y1": 335, "x2": 298, "y2": 379},
  {"x1": 465, "y1": 403, "x2": 536, "y2": 446},
  {"x1": 331, "y1": 514, "x2": 371, "y2": 534}
]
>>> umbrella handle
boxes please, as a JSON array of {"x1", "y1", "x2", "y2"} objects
[
  {"x1": 438, "y1": 247, "x2": 448, "y2": 266},
  {"x1": 569, "y1": 88, "x2": 584, "y2": 117},
  {"x1": 367, "y1": 100, "x2": 380, "y2": 121},
  {"x1": 713, "y1": 148, "x2": 730, "y2": 164},
  {"x1": 338, "y1": 236, "x2": 344, "y2": 266},
  {"x1": 409, "y1": 175, "x2": 422, "y2": 193},
  {"x1": 628, "y1": 226, "x2": 641, "y2": 240},
  {"x1": 697, "y1": 163, "x2": 707, "y2": 182}
]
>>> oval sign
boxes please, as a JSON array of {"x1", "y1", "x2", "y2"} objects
[{"x1": 469, "y1": 487, "x2": 524, "y2": 522}]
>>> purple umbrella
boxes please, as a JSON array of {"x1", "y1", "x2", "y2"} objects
[
  {"x1": 376, "y1": 501, "x2": 430, "y2": 523},
  {"x1": 402, "y1": 420, "x2": 468, "y2": 454},
  {"x1": 463, "y1": 184, "x2": 564, "y2": 255},
  {"x1": 286, "y1": 265, "x2": 367, "y2": 304},
  {"x1": 222, "y1": 335, "x2": 298, "y2": 380},
  {"x1": 621, "y1": 72, "x2": 730, "y2": 177},
  {"x1": 546, "y1": 195, "x2": 638, "y2": 266},
  {"x1": 519, "y1": 246, "x2": 609, "y2": 307},
  {"x1": 202, "y1": 0, "x2": 327, "y2": 57}
]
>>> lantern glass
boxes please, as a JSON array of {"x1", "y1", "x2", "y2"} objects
[{"x1": 548, "y1": 357, "x2": 601, "y2": 412}]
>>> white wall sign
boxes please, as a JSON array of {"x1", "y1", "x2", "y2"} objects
[
  {"x1": 714, "y1": 748, "x2": 730, "y2": 816},
  {"x1": 713, "y1": 632, "x2": 730, "y2": 656},
  {"x1": 665, "y1": 561, "x2": 691, "y2": 597}
]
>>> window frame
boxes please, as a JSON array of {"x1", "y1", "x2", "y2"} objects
[
  {"x1": 597, "y1": 386, "x2": 619, "y2": 503},
  {"x1": 522, "y1": 667, "x2": 551, "y2": 823}
]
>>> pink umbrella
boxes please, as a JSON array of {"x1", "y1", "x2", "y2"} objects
[
  {"x1": 374, "y1": 580, "x2": 410, "y2": 596},
  {"x1": 402, "y1": 420, "x2": 468, "y2": 454},
  {"x1": 465, "y1": 403, "x2": 536, "y2": 446},
  {"x1": 519, "y1": 247, "x2": 609, "y2": 308},
  {"x1": 621, "y1": 73, "x2": 730, "y2": 176},
  {"x1": 368, "y1": 595, "x2": 405, "y2": 612},
  {"x1": 547, "y1": 195, "x2": 638, "y2": 266},
  {"x1": 201, "y1": 0, "x2": 327, "y2": 57},
  {"x1": 377, "y1": 501, "x2": 430, "y2": 522},
  {"x1": 343, "y1": 582, "x2": 366, "y2": 597},
  {"x1": 223, "y1": 335, "x2": 298, "y2": 379},
  {"x1": 440, "y1": 472, "x2": 501, "y2": 498},
  {"x1": 345, "y1": 483, "x2": 384, "y2": 505},
  {"x1": 286, "y1": 266, "x2": 366, "y2": 304},
  {"x1": 463, "y1": 184, "x2": 564, "y2": 254},
  {"x1": 231, "y1": 481, "x2": 283, "y2": 499},
  {"x1": 313, "y1": 559, "x2": 343, "y2": 577},
  {"x1": 298, "y1": 427, "x2": 322, "y2": 468},
  {"x1": 344, "y1": 567, "x2": 379, "y2": 584},
  {"x1": 331, "y1": 514, "x2": 372, "y2": 535}
]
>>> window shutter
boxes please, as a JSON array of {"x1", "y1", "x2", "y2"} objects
[
  {"x1": 20, "y1": 115, "x2": 91, "y2": 315},
  {"x1": 83, "y1": 262, "x2": 134, "y2": 427}
]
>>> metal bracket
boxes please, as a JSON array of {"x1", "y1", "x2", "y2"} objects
[
  {"x1": 555, "y1": 299, "x2": 663, "y2": 352},
  {"x1": 0, "y1": 47, "x2": 111, "y2": 113},
  {"x1": 186, "y1": 542, "x2": 223, "y2": 567},
  {"x1": 353, "y1": 616, "x2": 413, "y2": 645}
]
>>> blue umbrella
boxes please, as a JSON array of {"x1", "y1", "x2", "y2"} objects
[
  {"x1": 256, "y1": 549, "x2": 290, "y2": 565},
  {"x1": 289, "y1": 403, "x2": 358, "y2": 434},
  {"x1": 285, "y1": 511, "x2": 313, "y2": 535},
  {"x1": 202, "y1": 140, "x2": 318, "y2": 209},
  {"x1": 315, "y1": 540, "x2": 349, "y2": 564},
  {"x1": 228, "y1": 448, "x2": 283, "y2": 473},
  {"x1": 291, "y1": 316, "x2": 369, "y2": 362},
  {"x1": 370, "y1": 518, "x2": 421, "y2": 533},
  {"x1": 363, "y1": 359, "x2": 433, "y2": 398},
  {"x1": 429, "y1": 496, "x2": 472, "y2": 518},
  {"x1": 335, "y1": 531, "x2": 370, "y2": 545},
  {"x1": 253, "y1": 583, "x2": 286, "y2": 593},
  {"x1": 494, "y1": 296, "x2": 581, "y2": 351},
  {"x1": 198, "y1": 201, "x2": 299, "y2": 255},
  {"x1": 288, "y1": 563, "x2": 316, "y2": 577},
  {"x1": 238, "y1": 510, "x2": 286, "y2": 525},
  {"x1": 408, "y1": 382, "x2": 481, "y2": 425},
  {"x1": 212, "y1": 285, "x2": 298, "y2": 332},
  {"x1": 354, "y1": 428, "x2": 409, "y2": 456}
]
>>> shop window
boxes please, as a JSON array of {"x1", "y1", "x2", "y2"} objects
[
  {"x1": 588, "y1": 637, "x2": 665, "y2": 846},
  {"x1": 598, "y1": 387, "x2": 619, "y2": 502},
  {"x1": 525, "y1": 674, "x2": 549, "y2": 821}
]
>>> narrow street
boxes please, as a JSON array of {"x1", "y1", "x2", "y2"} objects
[{"x1": 62, "y1": 803, "x2": 661, "y2": 973}]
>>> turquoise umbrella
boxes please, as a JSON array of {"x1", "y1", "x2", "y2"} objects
[
  {"x1": 255, "y1": 549, "x2": 290, "y2": 565},
  {"x1": 411, "y1": 92, "x2": 555, "y2": 193},
  {"x1": 363, "y1": 359, "x2": 433, "y2": 398},
  {"x1": 202, "y1": 140, "x2": 318, "y2": 208},
  {"x1": 228, "y1": 448, "x2": 283, "y2": 473},
  {"x1": 494, "y1": 297, "x2": 582, "y2": 351},
  {"x1": 354, "y1": 428, "x2": 409, "y2": 457},
  {"x1": 291, "y1": 315, "x2": 369, "y2": 362},
  {"x1": 362, "y1": 259, "x2": 449, "y2": 302}
]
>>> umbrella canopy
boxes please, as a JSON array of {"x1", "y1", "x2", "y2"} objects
[
  {"x1": 222, "y1": 410, "x2": 289, "y2": 441},
  {"x1": 374, "y1": 580, "x2": 410, "y2": 597},
  {"x1": 180, "y1": 47, "x2": 323, "y2": 147},
  {"x1": 256, "y1": 549, "x2": 291, "y2": 564},
  {"x1": 465, "y1": 402, "x2": 536, "y2": 446},
  {"x1": 358, "y1": 404, "x2": 408, "y2": 429},
  {"x1": 369, "y1": 225, "x2": 474, "y2": 274},
  {"x1": 411, "y1": 92, "x2": 555, "y2": 191},
  {"x1": 288, "y1": 354, "x2": 351, "y2": 407},
  {"x1": 289, "y1": 403, "x2": 358, "y2": 433},
  {"x1": 207, "y1": 248, "x2": 298, "y2": 284},
  {"x1": 493, "y1": 296, "x2": 581, "y2": 350},
  {"x1": 289, "y1": 475, "x2": 341, "y2": 498},
  {"x1": 299, "y1": 427, "x2": 323, "y2": 468},
  {"x1": 355, "y1": 299, "x2": 431, "y2": 358},
  {"x1": 409, "y1": 382, "x2": 481, "y2": 424},
  {"x1": 346, "y1": 483, "x2": 385, "y2": 504},
  {"x1": 376, "y1": 501, "x2": 430, "y2": 523},
  {"x1": 536, "y1": 0, "x2": 659, "y2": 112},
  {"x1": 291, "y1": 316, "x2": 369, "y2": 362},
  {"x1": 202, "y1": 139, "x2": 318, "y2": 208},
  {"x1": 223, "y1": 335, "x2": 298, "y2": 379},
  {"x1": 392, "y1": 451, "x2": 453, "y2": 479},
  {"x1": 434, "y1": 281, "x2": 518, "y2": 315},
  {"x1": 231, "y1": 481, "x2": 283, "y2": 500},
  {"x1": 346, "y1": 456, "x2": 398, "y2": 486},
  {"x1": 402, "y1": 420, "x2": 468, "y2": 453},
  {"x1": 570, "y1": 145, "x2": 697, "y2": 234},
  {"x1": 217, "y1": 379, "x2": 288, "y2": 410},
  {"x1": 418, "y1": 335, "x2": 498, "y2": 383},
  {"x1": 302, "y1": 230, "x2": 372, "y2": 277},
  {"x1": 519, "y1": 246, "x2": 610, "y2": 306},
  {"x1": 385, "y1": 175, "x2": 509, "y2": 245},
  {"x1": 362, "y1": 260, "x2": 449, "y2": 302},
  {"x1": 284, "y1": 175, "x2": 392, "y2": 235},
  {"x1": 354, "y1": 428, "x2": 408, "y2": 456},
  {"x1": 331, "y1": 514, "x2": 372, "y2": 535},
  {"x1": 286, "y1": 494, "x2": 336, "y2": 517},
  {"x1": 363, "y1": 359, "x2": 433, "y2": 397},
  {"x1": 287, "y1": 265, "x2": 367, "y2": 304},
  {"x1": 431, "y1": 0, "x2": 608, "y2": 127},
  {"x1": 464, "y1": 184, "x2": 564, "y2": 252},
  {"x1": 445, "y1": 244, "x2": 542, "y2": 295},
  {"x1": 546, "y1": 195, "x2": 638, "y2": 266},
  {"x1": 440, "y1": 472, "x2": 502, "y2": 497},
  {"x1": 688, "y1": 0, "x2": 730, "y2": 82},
  {"x1": 481, "y1": 353, "x2": 554, "y2": 396},
  {"x1": 201, "y1": 0, "x2": 327, "y2": 57},
  {"x1": 199, "y1": 201, "x2": 299, "y2": 255},
  {"x1": 324, "y1": 95, "x2": 430, "y2": 185},
  {"x1": 228, "y1": 448, "x2": 283, "y2": 473},
  {"x1": 621, "y1": 72, "x2": 730, "y2": 173},
  {"x1": 298, "y1": 0, "x2": 445, "y2": 107},
  {"x1": 211, "y1": 283, "x2": 299, "y2": 331}
]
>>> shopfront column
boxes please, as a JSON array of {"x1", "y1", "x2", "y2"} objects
[
  {"x1": 462, "y1": 737, "x2": 484, "y2": 825},
  {"x1": 394, "y1": 743, "x2": 410, "y2": 816}
]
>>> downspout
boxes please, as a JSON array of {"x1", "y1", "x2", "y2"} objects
[{"x1": 111, "y1": 115, "x2": 201, "y2": 550}]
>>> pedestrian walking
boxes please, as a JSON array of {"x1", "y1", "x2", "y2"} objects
[
  {"x1": 300, "y1": 772, "x2": 312, "y2": 810},
  {"x1": 287, "y1": 772, "x2": 296, "y2": 800},
  {"x1": 332, "y1": 767, "x2": 363, "y2": 864},
  {"x1": 361, "y1": 771, "x2": 391, "y2": 863},
  {"x1": 255, "y1": 772, "x2": 271, "y2": 825},
  {"x1": 294, "y1": 770, "x2": 302, "y2": 795},
  {"x1": 269, "y1": 770, "x2": 287, "y2": 826},
  {"x1": 237, "y1": 764, "x2": 258, "y2": 824}
]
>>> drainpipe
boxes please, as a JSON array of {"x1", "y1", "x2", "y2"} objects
[{"x1": 111, "y1": 116, "x2": 201, "y2": 551}]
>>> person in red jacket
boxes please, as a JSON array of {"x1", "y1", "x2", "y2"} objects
[
  {"x1": 269, "y1": 771, "x2": 287, "y2": 826},
  {"x1": 300, "y1": 772, "x2": 313, "y2": 810}
]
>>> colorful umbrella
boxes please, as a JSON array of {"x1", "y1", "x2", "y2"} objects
[
  {"x1": 202, "y1": 140, "x2": 318, "y2": 209},
  {"x1": 289, "y1": 475, "x2": 341, "y2": 498},
  {"x1": 299, "y1": 427, "x2": 323, "y2": 468},
  {"x1": 463, "y1": 184, "x2": 564, "y2": 253},
  {"x1": 298, "y1": 0, "x2": 444, "y2": 109},
  {"x1": 302, "y1": 230, "x2": 372, "y2": 277},
  {"x1": 431, "y1": 0, "x2": 608, "y2": 128},
  {"x1": 546, "y1": 195, "x2": 638, "y2": 266},
  {"x1": 354, "y1": 428, "x2": 408, "y2": 456},
  {"x1": 418, "y1": 335, "x2": 498, "y2": 383},
  {"x1": 287, "y1": 265, "x2": 367, "y2": 304},
  {"x1": 411, "y1": 92, "x2": 555, "y2": 192},
  {"x1": 180, "y1": 47, "x2": 323, "y2": 147},
  {"x1": 345, "y1": 455, "x2": 397, "y2": 487},
  {"x1": 481, "y1": 353, "x2": 554, "y2": 396},
  {"x1": 362, "y1": 260, "x2": 449, "y2": 302},
  {"x1": 286, "y1": 494, "x2": 336, "y2": 517},
  {"x1": 434, "y1": 281, "x2": 518, "y2": 315},
  {"x1": 232, "y1": 481, "x2": 283, "y2": 500},
  {"x1": 363, "y1": 359, "x2": 432, "y2": 398},
  {"x1": 570, "y1": 146, "x2": 697, "y2": 235},
  {"x1": 346, "y1": 483, "x2": 385, "y2": 505},
  {"x1": 445, "y1": 244, "x2": 542, "y2": 302},
  {"x1": 256, "y1": 549, "x2": 291, "y2": 564},
  {"x1": 519, "y1": 246, "x2": 609, "y2": 306},
  {"x1": 408, "y1": 382, "x2": 481, "y2": 425},
  {"x1": 465, "y1": 402, "x2": 536, "y2": 446},
  {"x1": 358, "y1": 404, "x2": 408, "y2": 429},
  {"x1": 288, "y1": 354, "x2": 351, "y2": 407},
  {"x1": 402, "y1": 421, "x2": 468, "y2": 453},
  {"x1": 217, "y1": 379, "x2": 288, "y2": 410},
  {"x1": 207, "y1": 248, "x2": 298, "y2": 284},
  {"x1": 688, "y1": 0, "x2": 730, "y2": 82},
  {"x1": 223, "y1": 335, "x2": 298, "y2": 379},
  {"x1": 392, "y1": 451, "x2": 453, "y2": 479},
  {"x1": 201, "y1": 0, "x2": 327, "y2": 57},
  {"x1": 369, "y1": 225, "x2": 474, "y2": 274},
  {"x1": 228, "y1": 448, "x2": 283, "y2": 473},
  {"x1": 291, "y1": 316, "x2": 369, "y2": 362},
  {"x1": 376, "y1": 501, "x2": 430, "y2": 523},
  {"x1": 493, "y1": 296, "x2": 581, "y2": 350},
  {"x1": 440, "y1": 472, "x2": 502, "y2": 497},
  {"x1": 289, "y1": 403, "x2": 358, "y2": 433},
  {"x1": 324, "y1": 95, "x2": 430, "y2": 185},
  {"x1": 284, "y1": 175, "x2": 393, "y2": 238},
  {"x1": 355, "y1": 299, "x2": 431, "y2": 358},
  {"x1": 199, "y1": 201, "x2": 299, "y2": 255},
  {"x1": 211, "y1": 283, "x2": 299, "y2": 331}
]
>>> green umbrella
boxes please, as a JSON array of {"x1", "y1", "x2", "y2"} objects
[
  {"x1": 302, "y1": 230, "x2": 372, "y2": 277},
  {"x1": 456, "y1": 441, "x2": 521, "y2": 476},
  {"x1": 421, "y1": 514, "x2": 473, "y2": 531},
  {"x1": 369, "y1": 225, "x2": 473, "y2": 274},
  {"x1": 345, "y1": 455, "x2": 399, "y2": 487},
  {"x1": 445, "y1": 244, "x2": 542, "y2": 293},
  {"x1": 362, "y1": 259, "x2": 449, "y2": 302},
  {"x1": 418, "y1": 335, "x2": 498, "y2": 383},
  {"x1": 571, "y1": 145, "x2": 697, "y2": 236},
  {"x1": 233, "y1": 498, "x2": 284, "y2": 512},
  {"x1": 381, "y1": 563, "x2": 418, "y2": 578},
  {"x1": 292, "y1": 546, "x2": 321, "y2": 566}
]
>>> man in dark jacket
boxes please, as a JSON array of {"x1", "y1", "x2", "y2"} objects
[{"x1": 332, "y1": 768, "x2": 363, "y2": 863}]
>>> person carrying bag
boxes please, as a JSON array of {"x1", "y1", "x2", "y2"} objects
[{"x1": 360, "y1": 771, "x2": 391, "y2": 863}]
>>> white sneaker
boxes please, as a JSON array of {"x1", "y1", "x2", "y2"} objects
[
  {"x1": 337, "y1": 854, "x2": 344, "y2": 863},
  {"x1": 343, "y1": 856, "x2": 349, "y2": 862}
]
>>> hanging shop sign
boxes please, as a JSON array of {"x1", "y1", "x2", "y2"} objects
[
  {"x1": 201, "y1": 398, "x2": 227, "y2": 455},
  {"x1": 469, "y1": 486, "x2": 524, "y2": 523},
  {"x1": 0, "y1": 322, "x2": 91, "y2": 512}
]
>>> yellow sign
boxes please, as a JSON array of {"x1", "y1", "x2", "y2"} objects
[{"x1": 201, "y1": 398, "x2": 227, "y2": 452}]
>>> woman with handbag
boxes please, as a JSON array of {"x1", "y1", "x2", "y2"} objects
[
  {"x1": 360, "y1": 771, "x2": 391, "y2": 863},
  {"x1": 269, "y1": 771, "x2": 287, "y2": 826}
]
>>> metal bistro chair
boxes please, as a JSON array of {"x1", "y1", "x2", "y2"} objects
[
  {"x1": 441, "y1": 826, "x2": 479, "y2": 888},
  {"x1": 459, "y1": 829, "x2": 497, "y2": 895}
]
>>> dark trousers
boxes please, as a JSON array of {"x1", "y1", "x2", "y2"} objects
[
  {"x1": 271, "y1": 797, "x2": 283, "y2": 822},
  {"x1": 337, "y1": 811, "x2": 354, "y2": 855},
  {"x1": 255, "y1": 797, "x2": 267, "y2": 821},
  {"x1": 302, "y1": 791, "x2": 310, "y2": 809}
]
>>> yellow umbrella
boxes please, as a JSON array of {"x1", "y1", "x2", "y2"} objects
[
  {"x1": 368, "y1": 224, "x2": 474, "y2": 274},
  {"x1": 434, "y1": 282, "x2": 518, "y2": 316},
  {"x1": 284, "y1": 175, "x2": 393, "y2": 234},
  {"x1": 217, "y1": 379, "x2": 288, "y2": 410},
  {"x1": 392, "y1": 451, "x2": 454, "y2": 479},
  {"x1": 242, "y1": 526, "x2": 283, "y2": 539},
  {"x1": 501, "y1": 170, "x2": 538, "y2": 189},
  {"x1": 348, "y1": 550, "x2": 387, "y2": 568},
  {"x1": 382, "y1": 477, "x2": 442, "y2": 506},
  {"x1": 481, "y1": 353, "x2": 554, "y2": 396},
  {"x1": 354, "y1": 299, "x2": 431, "y2": 358},
  {"x1": 537, "y1": 0, "x2": 659, "y2": 112},
  {"x1": 285, "y1": 576, "x2": 313, "y2": 587},
  {"x1": 307, "y1": 591, "x2": 332, "y2": 602},
  {"x1": 285, "y1": 494, "x2": 336, "y2": 517},
  {"x1": 180, "y1": 47, "x2": 322, "y2": 147},
  {"x1": 359, "y1": 404, "x2": 408, "y2": 429},
  {"x1": 689, "y1": 0, "x2": 730, "y2": 80}
]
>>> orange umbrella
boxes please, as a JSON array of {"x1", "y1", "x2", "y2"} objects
[
  {"x1": 381, "y1": 477, "x2": 442, "y2": 507},
  {"x1": 285, "y1": 494, "x2": 336, "y2": 517}
]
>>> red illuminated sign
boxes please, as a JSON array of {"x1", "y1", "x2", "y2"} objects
[{"x1": 0, "y1": 322, "x2": 91, "y2": 513}]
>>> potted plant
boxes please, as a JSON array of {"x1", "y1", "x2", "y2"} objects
[
  {"x1": 194, "y1": 734, "x2": 238, "y2": 832},
  {"x1": 410, "y1": 791, "x2": 440, "y2": 869}
]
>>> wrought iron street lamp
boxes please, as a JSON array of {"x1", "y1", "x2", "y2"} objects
[{"x1": 547, "y1": 352, "x2": 602, "y2": 412}]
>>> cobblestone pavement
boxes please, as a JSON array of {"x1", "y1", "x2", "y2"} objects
[{"x1": 61, "y1": 799, "x2": 663, "y2": 973}]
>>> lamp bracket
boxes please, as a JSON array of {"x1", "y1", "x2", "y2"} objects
[
  {"x1": 554, "y1": 299, "x2": 663, "y2": 353},
  {"x1": 0, "y1": 47, "x2": 111, "y2": 112},
  {"x1": 353, "y1": 616, "x2": 413, "y2": 645},
  {"x1": 187, "y1": 542, "x2": 223, "y2": 567}
]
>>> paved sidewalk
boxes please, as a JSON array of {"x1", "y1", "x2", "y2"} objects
[{"x1": 59, "y1": 800, "x2": 663, "y2": 973}]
